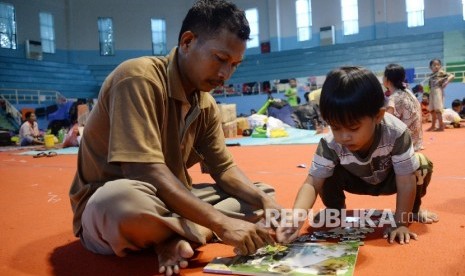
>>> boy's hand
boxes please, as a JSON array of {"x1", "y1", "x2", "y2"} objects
[
  {"x1": 274, "y1": 209, "x2": 307, "y2": 244},
  {"x1": 383, "y1": 225, "x2": 418, "y2": 245},
  {"x1": 275, "y1": 225, "x2": 300, "y2": 244}
]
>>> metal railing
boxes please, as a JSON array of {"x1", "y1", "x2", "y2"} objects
[
  {"x1": 0, "y1": 94, "x2": 22, "y2": 128},
  {"x1": 0, "y1": 88, "x2": 65, "y2": 105}
]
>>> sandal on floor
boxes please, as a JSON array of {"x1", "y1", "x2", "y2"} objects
[
  {"x1": 46, "y1": 151, "x2": 58, "y2": 157},
  {"x1": 33, "y1": 152, "x2": 48, "y2": 158}
]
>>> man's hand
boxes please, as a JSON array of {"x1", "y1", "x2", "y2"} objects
[
  {"x1": 217, "y1": 217, "x2": 275, "y2": 256},
  {"x1": 383, "y1": 225, "x2": 418, "y2": 245}
]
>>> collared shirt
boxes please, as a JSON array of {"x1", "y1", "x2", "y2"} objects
[
  {"x1": 19, "y1": 121, "x2": 40, "y2": 143},
  {"x1": 310, "y1": 113, "x2": 419, "y2": 185},
  {"x1": 69, "y1": 48, "x2": 235, "y2": 236}
]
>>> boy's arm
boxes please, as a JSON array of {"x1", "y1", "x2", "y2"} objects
[
  {"x1": 384, "y1": 173, "x2": 418, "y2": 244},
  {"x1": 394, "y1": 173, "x2": 417, "y2": 226},
  {"x1": 293, "y1": 174, "x2": 324, "y2": 210},
  {"x1": 275, "y1": 174, "x2": 325, "y2": 243}
]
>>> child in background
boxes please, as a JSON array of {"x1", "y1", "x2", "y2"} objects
[
  {"x1": 384, "y1": 64, "x2": 424, "y2": 151},
  {"x1": 459, "y1": 98, "x2": 465, "y2": 119},
  {"x1": 284, "y1": 78, "x2": 299, "y2": 107},
  {"x1": 421, "y1": 94, "x2": 431, "y2": 123},
  {"x1": 427, "y1": 59, "x2": 454, "y2": 132},
  {"x1": 276, "y1": 66, "x2": 438, "y2": 245},
  {"x1": 442, "y1": 99, "x2": 465, "y2": 128}
]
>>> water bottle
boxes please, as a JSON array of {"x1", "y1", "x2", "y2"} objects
[{"x1": 58, "y1": 128, "x2": 65, "y2": 143}]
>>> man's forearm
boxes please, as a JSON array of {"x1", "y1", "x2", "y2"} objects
[{"x1": 213, "y1": 166, "x2": 272, "y2": 208}]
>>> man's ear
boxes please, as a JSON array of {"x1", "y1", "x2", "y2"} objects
[
  {"x1": 179, "y1": 31, "x2": 195, "y2": 52},
  {"x1": 375, "y1": 107, "x2": 386, "y2": 123}
]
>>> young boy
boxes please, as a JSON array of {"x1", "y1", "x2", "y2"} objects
[{"x1": 276, "y1": 66, "x2": 439, "y2": 245}]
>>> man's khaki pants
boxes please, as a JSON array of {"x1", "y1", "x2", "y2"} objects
[{"x1": 80, "y1": 179, "x2": 274, "y2": 256}]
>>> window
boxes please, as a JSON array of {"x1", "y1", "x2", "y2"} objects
[
  {"x1": 151, "y1": 18, "x2": 166, "y2": 55},
  {"x1": 341, "y1": 0, "x2": 359, "y2": 35},
  {"x1": 0, "y1": 2, "x2": 16, "y2": 49},
  {"x1": 462, "y1": 0, "x2": 465, "y2": 20},
  {"x1": 97, "y1": 17, "x2": 114, "y2": 56},
  {"x1": 406, "y1": 0, "x2": 424, "y2": 27},
  {"x1": 296, "y1": 0, "x2": 312, "y2": 41},
  {"x1": 245, "y1": 8, "x2": 259, "y2": 48},
  {"x1": 39, "y1": 12, "x2": 55, "y2": 53}
]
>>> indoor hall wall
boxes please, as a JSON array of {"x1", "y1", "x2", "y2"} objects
[
  {"x1": 1, "y1": 0, "x2": 464, "y2": 64},
  {"x1": 0, "y1": 0, "x2": 69, "y2": 62}
]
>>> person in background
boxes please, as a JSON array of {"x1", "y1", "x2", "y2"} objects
[
  {"x1": 459, "y1": 98, "x2": 465, "y2": 119},
  {"x1": 19, "y1": 112, "x2": 44, "y2": 146},
  {"x1": 384, "y1": 64, "x2": 424, "y2": 151},
  {"x1": 426, "y1": 59, "x2": 454, "y2": 132},
  {"x1": 442, "y1": 99, "x2": 464, "y2": 128},
  {"x1": 276, "y1": 66, "x2": 438, "y2": 245},
  {"x1": 421, "y1": 94, "x2": 431, "y2": 123},
  {"x1": 69, "y1": 1, "x2": 282, "y2": 275},
  {"x1": 284, "y1": 78, "x2": 299, "y2": 107}
]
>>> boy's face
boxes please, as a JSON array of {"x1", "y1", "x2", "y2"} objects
[
  {"x1": 329, "y1": 109, "x2": 385, "y2": 154},
  {"x1": 289, "y1": 79, "x2": 297, "y2": 88},
  {"x1": 452, "y1": 105, "x2": 462, "y2": 113},
  {"x1": 178, "y1": 29, "x2": 245, "y2": 93}
]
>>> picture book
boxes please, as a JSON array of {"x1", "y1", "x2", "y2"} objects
[{"x1": 203, "y1": 242, "x2": 360, "y2": 276}]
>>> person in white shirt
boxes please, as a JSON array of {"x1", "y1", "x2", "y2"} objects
[{"x1": 19, "y1": 112, "x2": 44, "y2": 146}]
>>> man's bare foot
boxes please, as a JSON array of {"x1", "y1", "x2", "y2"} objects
[
  {"x1": 412, "y1": 210, "x2": 439, "y2": 224},
  {"x1": 156, "y1": 238, "x2": 194, "y2": 276},
  {"x1": 426, "y1": 127, "x2": 435, "y2": 132}
]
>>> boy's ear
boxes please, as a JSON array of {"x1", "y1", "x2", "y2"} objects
[{"x1": 375, "y1": 107, "x2": 386, "y2": 124}]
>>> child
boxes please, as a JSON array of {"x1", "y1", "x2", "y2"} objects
[
  {"x1": 421, "y1": 94, "x2": 431, "y2": 123},
  {"x1": 384, "y1": 64, "x2": 423, "y2": 151},
  {"x1": 276, "y1": 66, "x2": 438, "y2": 245},
  {"x1": 426, "y1": 59, "x2": 454, "y2": 132},
  {"x1": 284, "y1": 78, "x2": 299, "y2": 107},
  {"x1": 442, "y1": 99, "x2": 464, "y2": 128}
]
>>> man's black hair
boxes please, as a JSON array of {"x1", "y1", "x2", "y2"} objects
[
  {"x1": 320, "y1": 66, "x2": 385, "y2": 127},
  {"x1": 178, "y1": 0, "x2": 250, "y2": 44}
]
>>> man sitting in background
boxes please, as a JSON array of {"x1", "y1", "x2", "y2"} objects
[{"x1": 19, "y1": 112, "x2": 44, "y2": 146}]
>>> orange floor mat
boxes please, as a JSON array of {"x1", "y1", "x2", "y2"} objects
[{"x1": 1, "y1": 125, "x2": 464, "y2": 275}]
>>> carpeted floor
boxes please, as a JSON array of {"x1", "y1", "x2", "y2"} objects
[{"x1": 0, "y1": 124, "x2": 464, "y2": 276}]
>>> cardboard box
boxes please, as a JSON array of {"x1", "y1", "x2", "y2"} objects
[
  {"x1": 218, "y1": 104, "x2": 237, "y2": 123},
  {"x1": 222, "y1": 121, "x2": 237, "y2": 138}
]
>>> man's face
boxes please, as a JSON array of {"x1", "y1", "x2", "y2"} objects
[{"x1": 179, "y1": 29, "x2": 246, "y2": 92}]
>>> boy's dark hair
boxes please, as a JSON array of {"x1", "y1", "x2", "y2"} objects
[
  {"x1": 178, "y1": 0, "x2": 250, "y2": 44},
  {"x1": 384, "y1": 64, "x2": 407, "y2": 90},
  {"x1": 320, "y1": 66, "x2": 385, "y2": 126},
  {"x1": 452, "y1": 99, "x2": 462, "y2": 108}
]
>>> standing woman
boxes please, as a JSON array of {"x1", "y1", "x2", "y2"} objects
[{"x1": 384, "y1": 64, "x2": 424, "y2": 151}]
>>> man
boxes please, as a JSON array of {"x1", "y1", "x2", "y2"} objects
[
  {"x1": 19, "y1": 112, "x2": 44, "y2": 146},
  {"x1": 69, "y1": 1, "x2": 282, "y2": 275}
]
